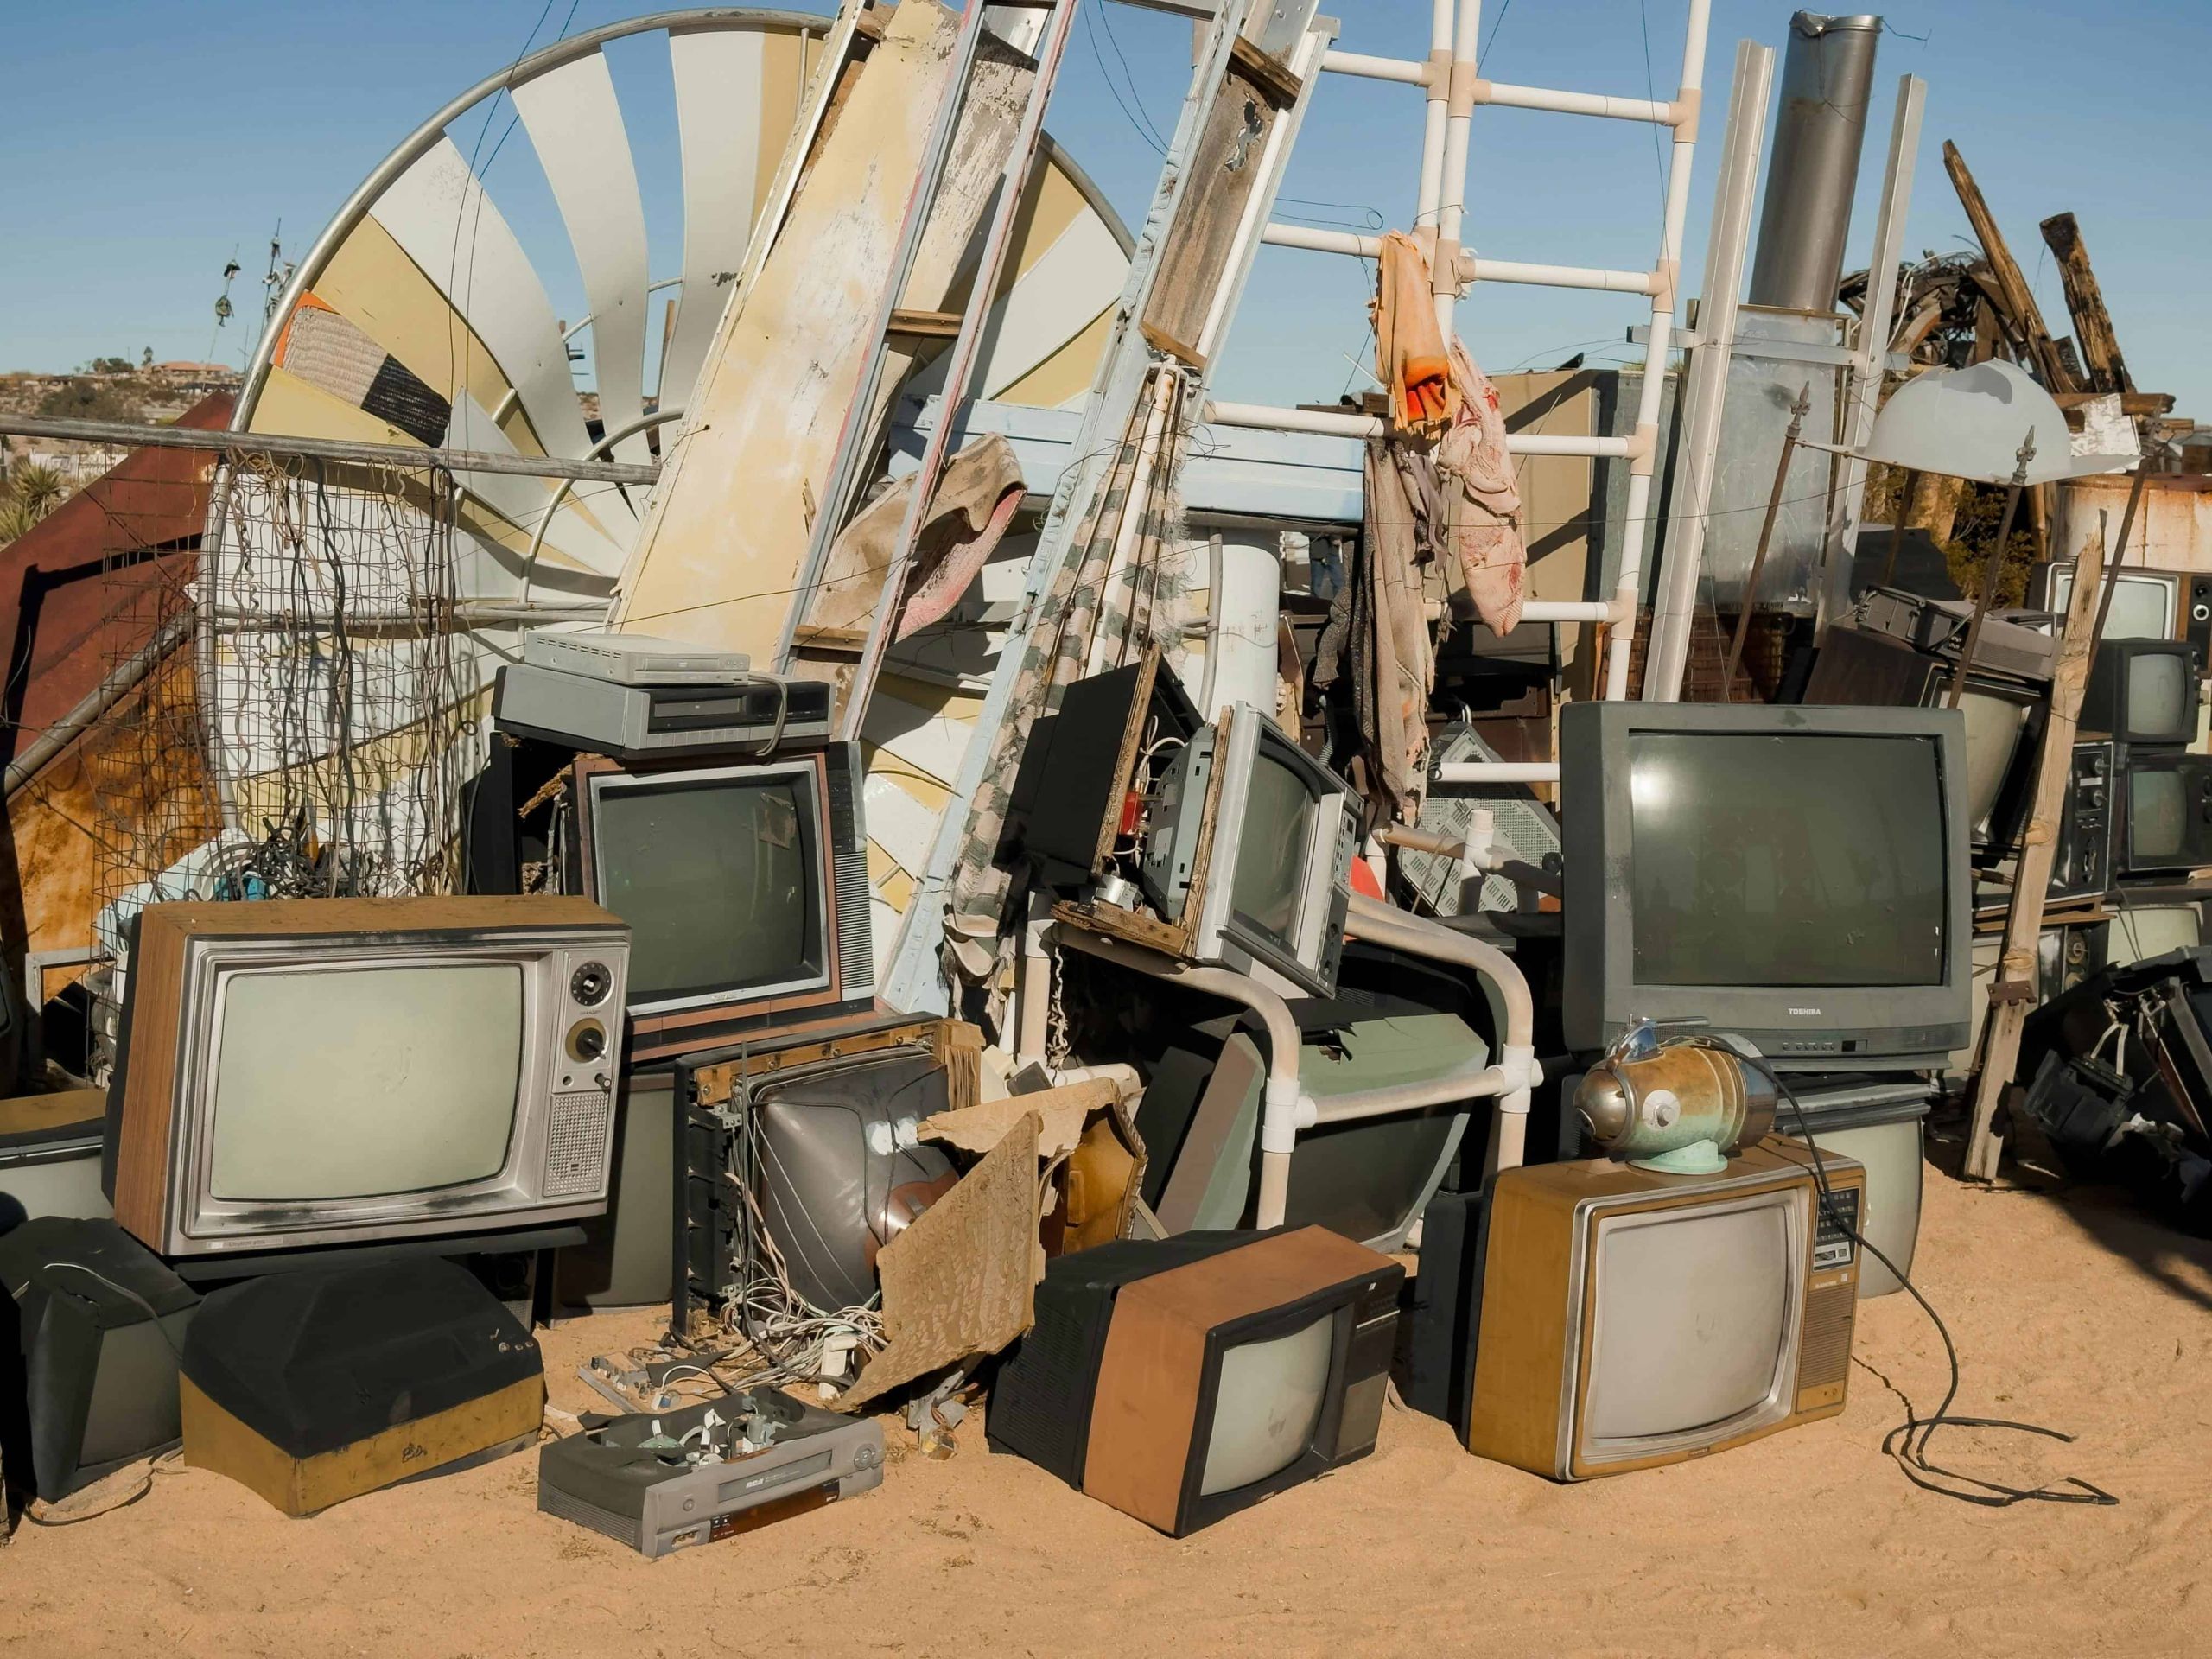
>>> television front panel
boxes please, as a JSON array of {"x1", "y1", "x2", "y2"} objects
[
  {"x1": 107, "y1": 896, "x2": 629, "y2": 1257},
  {"x1": 1561, "y1": 702, "x2": 1971, "y2": 1070},
  {"x1": 2117, "y1": 751, "x2": 2212, "y2": 876},
  {"x1": 2081, "y1": 640, "x2": 2202, "y2": 746},
  {"x1": 575, "y1": 745, "x2": 875, "y2": 1061},
  {"x1": 1466, "y1": 1141, "x2": 1863, "y2": 1481}
]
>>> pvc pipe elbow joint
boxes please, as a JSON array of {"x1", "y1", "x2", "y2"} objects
[{"x1": 1261, "y1": 1075, "x2": 1316, "y2": 1154}]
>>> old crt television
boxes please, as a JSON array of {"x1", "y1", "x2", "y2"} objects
[
  {"x1": 1466, "y1": 1141, "x2": 1864, "y2": 1480},
  {"x1": 1560, "y1": 702, "x2": 1971, "y2": 1070},
  {"x1": 2117, "y1": 749, "x2": 2212, "y2": 876},
  {"x1": 2081, "y1": 640, "x2": 2202, "y2": 746},
  {"x1": 572, "y1": 744, "x2": 874, "y2": 1062},
  {"x1": 1140, "y1": 704, "x2": 1358, "y2": 997},
  {"x1": 105, "y1": 896, "x2": 630, "y2": 1258},
  {"x1": 988, "y1": 1228, "x2": 1401, "y2": 1535}
]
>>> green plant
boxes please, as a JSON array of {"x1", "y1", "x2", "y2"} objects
[{"x1": 37, "y1": 376, "x2": 139, "y2": 422}]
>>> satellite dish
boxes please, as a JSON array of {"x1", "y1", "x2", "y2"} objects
[{"x1": 198, "y1": 9, "x2": 1132, "y2": 891}]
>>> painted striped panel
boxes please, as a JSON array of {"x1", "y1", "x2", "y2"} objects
[
  {"x1": 664, "y1": 25, "x2": 766, "y2": 412},
  {"x1": 513, "y1": 53, "x2": 653, "y2": 462},
  {"x1": 369, "y1": 136, "x2": 603, "y2": 474}
]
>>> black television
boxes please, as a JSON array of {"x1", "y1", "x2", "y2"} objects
[
  {"x1": 987, "y1": 1228, "x2": 1400, "y2": 1535},
  {"x1": 2082, "y1": 641, "x2": 2202, "y2": 746},
  {"x1": 2117, "y1": 748, "x2": 2212, "y2": 877}
]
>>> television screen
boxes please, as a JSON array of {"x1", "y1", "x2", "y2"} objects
[
  {"x1": 593, "y1": 773, "x2": 819, "y2": 1005},
  {"x1": 2050, "y1": 569, "x2": 2172, "y2": 639},
  {"x1": 1230, "y1": 749, "x2": 1318, "y2": 947},
  {"x1": 2110, "y1": 904, "x2": 2201, "y2": 964},
  {"x1": 208, "y1": 965, "x2": 523, "y2": 1200},
  {"x1": 1959, "y1": 690, "x2": 2031, "y2": 836},
  {"x1": 1627, "y1": 733, "x2": 1948, "y2": 987},
  {"x1": 2128, "y1": 652, "x2": 2189, "y2": 738},
  {"x1": 1200, "y1": 1313, "x2": 1334, "y2": 1496},
  {"x1": 1581, "y1": 1199, "x2": 1793, "y2": 1446},
  {"x1": 2131, "y1": 768, "x2": 2186, "y2": 861}
]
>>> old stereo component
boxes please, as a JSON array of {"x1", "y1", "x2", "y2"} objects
[
  {"x1": 1467, "y1": 1140, "x2": 1864, "y2": 1482},
  {"x1": 537, "y1": 1386, "x2": 884, "y2": 1558},
  {"x1": 493, "y1": 660, "x2": 832, "y2": 760},
  {"x1": 106, "y1": 896, "x2": 629, "y2": 1258}
]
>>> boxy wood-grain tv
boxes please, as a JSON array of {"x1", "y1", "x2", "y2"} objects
[
  {"x1": 1560, "y1": 702, "x2": 1971, "y2": 1070},
  {"x1": 105, "y1": 896, "x2": 630, "y2": 1258}
]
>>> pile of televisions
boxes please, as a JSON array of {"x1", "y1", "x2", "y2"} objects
[{"x1": 1, "y1": 618, "x2": 2028, "y2": 1549}]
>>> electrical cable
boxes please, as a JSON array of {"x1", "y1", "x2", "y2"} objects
[{"x1": 1667, "y1": 1034, "x2": 2118, "y2": 1509}]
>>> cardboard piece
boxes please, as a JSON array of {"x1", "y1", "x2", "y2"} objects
[
  {"x1": 919, "y1": 1078, "x2": 1121, "y2": 1161},
  {"x1": 834, "y1": 1111, "x2": 1044, "y2": 1413}
]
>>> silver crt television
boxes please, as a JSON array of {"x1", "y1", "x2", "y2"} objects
[{"x1": 1560, "y1": 702, "x2": 1971, "y2": 1070}]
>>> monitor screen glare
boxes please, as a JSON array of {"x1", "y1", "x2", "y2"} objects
[
  {"x1": 2131, "y1": 769, "x2": 2185, "y2": 861},
  {"x1": 1199, "y1": 1312, "x2": 1334, "y2": 1496},
  {"x1": 595, "y1": 776, "x2": 817, "y2": 1003},
  {"x1": 1230, "y1": 751, "x2": 1317, "y2": 947},
  {"x1": 2052, "y1": 569, "x2": 2171, "y2": 640},
  {"x1": 2127, "y1": 652, "x2": 2188, "y2": 738},
  {"x1": 1584, "y1": 1199, "x2": 1793, "y2": 1444},
  {"x1": 210, "y1": 963, "x2": 523, "y2": 1200},
  {"x1": 1628, "y1": 733, "x2": 1948, "y2": 988},
  {"x1": 1959, "y1": 690, "x2": 2029, "y2": 836}
]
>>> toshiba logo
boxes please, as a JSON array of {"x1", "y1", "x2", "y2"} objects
[{"x1": 1788, "y1": 1007, "x2": 1821, "y2": 1017}]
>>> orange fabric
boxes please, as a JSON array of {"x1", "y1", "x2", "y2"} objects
[{"x1": 1370, "y1": 232, "x2": 1456, "y2": 439}]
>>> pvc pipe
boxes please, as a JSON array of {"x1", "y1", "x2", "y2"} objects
[
  {"x1": 1259, "y1": 223, "x2": 1658, "y2": 296},
  {"x1": 1319, "y1": 48, "x2": 1429, "y2": 87},
  {"x1": 1414, "y1": 0, "x2": 1452, "y2": 229},
  {"x1": 1644, "y1": 40, "x2": 1773, "y2": 702},
  {"x1": 1522, "y1": 596, "x2": 1631, "y2": 623},
  {"x1": 1201, "y1": 401, "x2": 1631, "y2": 458},
  {"x1": 1481, "y1": 81, "x2": 1677, "y2": 124},
  {"x1": 1433, "y1": 0, "x2": 1483, "y2": 338},
  {"x1": 1431, "y1": 760, "x2": 1559, "y2": 785},
  {"x1": 1015, "y1": 899, "x2": 1053, "y2": 1065},
  {"x1": 1601, "y1": 0, "x2": 1709, "y2": 703},
  {"x1": 1307, "y1": 1058, "x2": 1513, "y2": 1125}
]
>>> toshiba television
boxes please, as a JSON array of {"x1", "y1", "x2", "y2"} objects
[
  {"x1": 987, "y1": 1228, "x2": 1401, "y2": 1535},
  {"x1": 105, "y1": 896, "x2": 630, "y2": 1258},
  {"x1": 572, "y1": 744, "x2": 874, "y2": 1061},
  {"x1": 1466, "y1": 1141, "x2": 1864, "y2": 1480},
  {"x1": 1137, "y1": 705, "x2": 1358, "y2": 998},
  {"x1": 1561, "y1": 702, "x2": 1971, "y2": 1071},
  {"x1": 2081, "y1": 641, "x2": 2202, "y2": 747}
]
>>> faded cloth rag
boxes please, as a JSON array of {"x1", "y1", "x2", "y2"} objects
[
  {"x1": 1313, "y1": 439, "x2": 1440, "y2": 823},
  {"x1": 1436, "y1": 340, "x2": 1527, "y2": 633},
  {"x1": 1371, "y1": 231, "x2": 1455, "y2": 439}
]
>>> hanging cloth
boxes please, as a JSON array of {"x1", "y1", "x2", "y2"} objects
[
  {"x1": 1435, "y1": 339, "x2": 1528, "y2": 633},
  {"x1": 1371, "y1": 231, "x2": 1456, "y2": 440}
]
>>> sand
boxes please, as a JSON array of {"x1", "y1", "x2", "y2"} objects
[{"x1": 9, "y1": 1141, "x2": 2211, "y2": 1658}]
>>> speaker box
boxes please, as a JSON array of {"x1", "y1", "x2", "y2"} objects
[
  {"x1": 0, "y1": 1217, "x2": 199, "y2": 1502},
  {"x1": 180, "y1": 1258, "x2": 543, "y2": 1516}
]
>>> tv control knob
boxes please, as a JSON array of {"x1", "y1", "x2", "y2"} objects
[
  {"x1": 570, "y1": 961, "x2": 613, "y2": 1007},
  {"x1": 567, "y1": 1020, "x2": 608, "y2": 1064},
  {"x1": 853, "y1": 1443, "x2": 881, "y2": 1470}
]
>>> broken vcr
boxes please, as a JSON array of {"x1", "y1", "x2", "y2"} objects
[{"x1": 537, "y1": 1385, "x2": 882, "y2": 1557}]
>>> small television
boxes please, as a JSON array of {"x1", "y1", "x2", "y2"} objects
[
  {"x1": 2116, "y1": 749, "x2": 2212, "y2": 876},
  {"x1": 987, "y1": 1227, "x2": 1401, "y2": 1535},
  {"x1": 2081, "y1": 640, "x2": 2202, "y2": 746},
  {"x1": 2037, "y1": 563, "x2": 2180, "y2": 642},
  {"x1": 105, "y1": 896, "x2": 630, "y2": 1258},
  {"x1": 2105, "y1": 890, "x2": 2208, "y2": 968},
  {"x1": 1139, "y1": 704, "x2": 1358, "y2": 998},
  {"x1": 1465, "y1": 1140, "x2": 1864, "y2": 1480},
  {"x1": 1560, "y1": 702, "x2": 1972, "y2": 1070},
  {"x1": 571, "y1": 744, "x2": 874, "y2": 1062}
]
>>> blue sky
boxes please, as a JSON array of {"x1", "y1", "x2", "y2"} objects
[{"x1": 2, "y1": 1, "x2": 2205, "y2": 418}]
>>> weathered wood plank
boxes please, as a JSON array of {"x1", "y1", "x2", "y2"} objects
[
  {"x1": 2037, "y1": 213, "x2": 2135, "y2": 396},
  {"x1": 1943, "y1": 141, "x2": 2076, "y2": 391}
]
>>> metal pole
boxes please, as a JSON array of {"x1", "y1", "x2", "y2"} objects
[
  {"x1": 1724, "y1": 385, "x2": 1810, "y2": 691},
  {"x1": 3, "y1": 613, "x2": 193, "y2": 801},
  {"x1": 1878, "y1": 467, "x2": 1917, "y2": 588},
  {"x1": 1746, "y1": 12, "x2": 1882, "y2": 312},
  {"x1": 2088, "y1": 466, "x2": 2154, "y2": 658},
  {"x1": 1943, "y1": 433, "x2": 2036, "y2": 709},
  {"x1": 0, "y1": 414, "x2": 657, "y2": 485}
]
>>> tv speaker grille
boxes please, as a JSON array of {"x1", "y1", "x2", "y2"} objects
[
  {"x1": 835, "y1": 848, "x2": 874, "y2": 994},
  {"x1": 544, "y1": 1090, "x2": 613, "y2": 1198},
  {"x1": 1798, "y1": 1278, "x2": 1858, "y2": 1393}
]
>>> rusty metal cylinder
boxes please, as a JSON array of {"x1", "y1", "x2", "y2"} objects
[
  {"x1": 1575, "y1": 1043, "x2": 1778, "y2": 1166},
  {"x1": 1747, "y1": 12, "x2": 1882, "y2": 313}
]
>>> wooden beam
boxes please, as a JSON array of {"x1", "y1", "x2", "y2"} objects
[
  {"x1": 1943, "y1": 141, "x2": 2077, "y2": 392},
  {"x1": 2038, "y1": 213, "x2": 2134, "y2": 395}
]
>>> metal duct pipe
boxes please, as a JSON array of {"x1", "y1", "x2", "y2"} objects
[{"x1": 1746, "y1": 13, "x2": 1881, "y2": 313}]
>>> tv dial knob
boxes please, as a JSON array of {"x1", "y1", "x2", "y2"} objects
[
  {"x1": 570, "y1": 961, "x2": 613, "y2": 1007},
  {"x1": 566, "y1": 1020, "x2": 608, "y2": 1064}
]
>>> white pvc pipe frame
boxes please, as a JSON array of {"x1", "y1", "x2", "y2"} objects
[
  {"x1": 1053, "y1": 891, "x2": 1539, "y2": 1225},
  {"x1": 1224, "y1": 0, "x2": 1712, "y2": 779}
]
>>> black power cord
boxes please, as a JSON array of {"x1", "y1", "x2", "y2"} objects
[{"x1": 1670, "y1": 1037, "x2": 2118, "y2": 1510}]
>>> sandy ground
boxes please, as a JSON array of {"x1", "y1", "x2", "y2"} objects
[{"x1": 8, "y1": 1134, "x2": 2212, "y2": 1658}]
